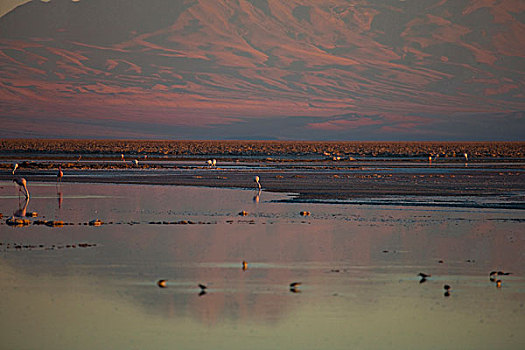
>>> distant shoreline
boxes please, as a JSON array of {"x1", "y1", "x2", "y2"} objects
[{"x1": 1, "y1": 139, "x2": 524, "y2": 158}]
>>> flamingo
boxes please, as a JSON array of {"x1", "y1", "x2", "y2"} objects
[
  {"x1": 13, "y1": 177, "x2": 29, "y2": 198},
  {"x1": 207, "y1": 159, "x2": 212, "y2": 168},
  {"x1": 12, "y1": 163, "x2": 18, "y2": 174},
  {"x1": 464, "y1": 153, "x2": 468, "y2": 162},
  {"x1": 133, "y1": 159, "x2": 139, "y2": 166},
  {"x1": 121, "y1": 154, "x2": 125, "y2": 162},
  {"x1": 57, "y1": 166, "x2": 63, "y2": 183},
  {"x1": 212, "y1": 159, "x2": 217, "y2": 167},
  {"x1": 254, "y1": 175, "x2": 261, "y2": 190}
]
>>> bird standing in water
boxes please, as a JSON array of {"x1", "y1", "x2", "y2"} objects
[
  {"x1": 57, "y1": 166, "x2": 63, "y2": 183},
  {"x1": 290, "y1": 282, "x2": 302, "y2": 293},
  {"x1": 13, "y1": 177, "x2": 29, "y2": 198},
  {"x1": 157, "y1": 280, "x2": 167, "y2": 288},
  {"x1": 12, "y1": 163, "x2": 18, "y2": 174},
  {"x1": 254, "y1": 175, "x2": 261, "y2": 190}
]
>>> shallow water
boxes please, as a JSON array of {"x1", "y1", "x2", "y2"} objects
[{"x1": 0, "y1": 182, "x2": 524, "y2": 349}]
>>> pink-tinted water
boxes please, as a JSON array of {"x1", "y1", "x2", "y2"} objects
[{"x1": 0, "y1": 182, "x2": 524, "y2": 349}]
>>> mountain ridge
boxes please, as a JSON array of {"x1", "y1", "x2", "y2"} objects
[{"x1": 0, "y1": 0, "x2": 524, "y2": 139}]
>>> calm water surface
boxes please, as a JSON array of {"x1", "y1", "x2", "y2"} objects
[{"x1": 0, "y1": 182, "x2": 524, "y2": 349}]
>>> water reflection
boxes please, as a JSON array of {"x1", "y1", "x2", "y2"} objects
[
  {"x1": 0, "y1": 182, "x2": 524, "y2": 349},
  {"x1": 13, "y1": 196, "x2": 29, "y2": 217},
  {"x1": 57, "y1": 191, "x2": 63, "y2": 209}
]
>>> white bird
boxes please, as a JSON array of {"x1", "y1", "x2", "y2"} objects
[
  {"x1": 464, "y1": 153, "x2": 468, "y2": 162},
  {"x1": 13, "y1": 177, "x2": 29, "y2": 198},
  {"x1": 254, "y1": 175, "x2": 261, "y2": 190},
  {"x1": 12, "y1": 163, "x2": 18, "y2": 174},
  {"x1": 133, "y1": 159, "x2": 139, "y2": 166}
]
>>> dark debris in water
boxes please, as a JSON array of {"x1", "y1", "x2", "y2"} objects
[{"x1": 0, "y1": 242, "x2": 97, "y2": 252}]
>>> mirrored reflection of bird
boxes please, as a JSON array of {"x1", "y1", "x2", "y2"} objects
[
  {"x1": 496, "y1": 279, "x2": 502, "y2": 288},
  {"x1": 253, "y1": 189, "x2": 261, "y2": 203},
  {"x1": 198, "y1": 283, "x2": 207, "y2": 296},
  {"x1": 444, "y1": 284, "x2": 451, "y2": 297},
  {"x1": 242, "y1": 261, "x2": 248, "y2": 271},
  {"x1": 57, "y1": 191, "x2": 63, "y2": 209},
  {"x1": 12, "y1": 163, "x2": 18, "y2": 174},
  {"x1": 13, "y1": 177, "x2": 29, "y2": 198},
  {"x1": 418, "y1": 272, "x2": 431, "y2": 283},
  {"x1": 157, "y1": 279, "x2": 167, "y2": 288},
  {"x1": 290, "y1": 282, "x2": 302, "y2": 293},
  {"x1": 254, "y1": 175, "x2": 261, "y2": 190},
  {"x1": 14, "y1": 196, "x2": 29, "y2": 217},
  {"x1": 489, "y1": 270, "x2": 511, "y2": 282}
]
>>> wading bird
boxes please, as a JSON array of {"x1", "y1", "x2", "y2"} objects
[
  {"x1": 418, "y1": 272, "x2": 431, "y2": 283},
  {"x1": 198, "y1": 283, "x2": 207, "y2": 296},
  {"x1": 254, "y1": 175, "x2": 261, "y2": 190},
  {"x1": 12, "y1": 163, "x2": 18, "y2": 174},
  {"x1": 57, "y1": 166, "x2": 63, "y2": 183},
  {"x1": 289, "y1": 282, "x2": 302, "y2": 293},
  {"x1": 13, "y1": 177, "x2": 29, "y2": 198},
  {"x1": 464, "y1": 153, "x2": 468, "y2": 162},
  {"x1": 133, "y1": 159, "x2": 139, "y2": 166},
  {"x1": 121, "y1": 154, "x2": 125, "y2": 162},
  {"x1": 444, "y1": 284, "x2": 451, "y2": 297},
  {"x1": 157, "y1": 280, "x2": 167, "y2": 288}
]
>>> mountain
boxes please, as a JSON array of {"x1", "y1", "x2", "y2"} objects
[{"x1": 0, "y1": 0, "x2": 524, "y2": 140}]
